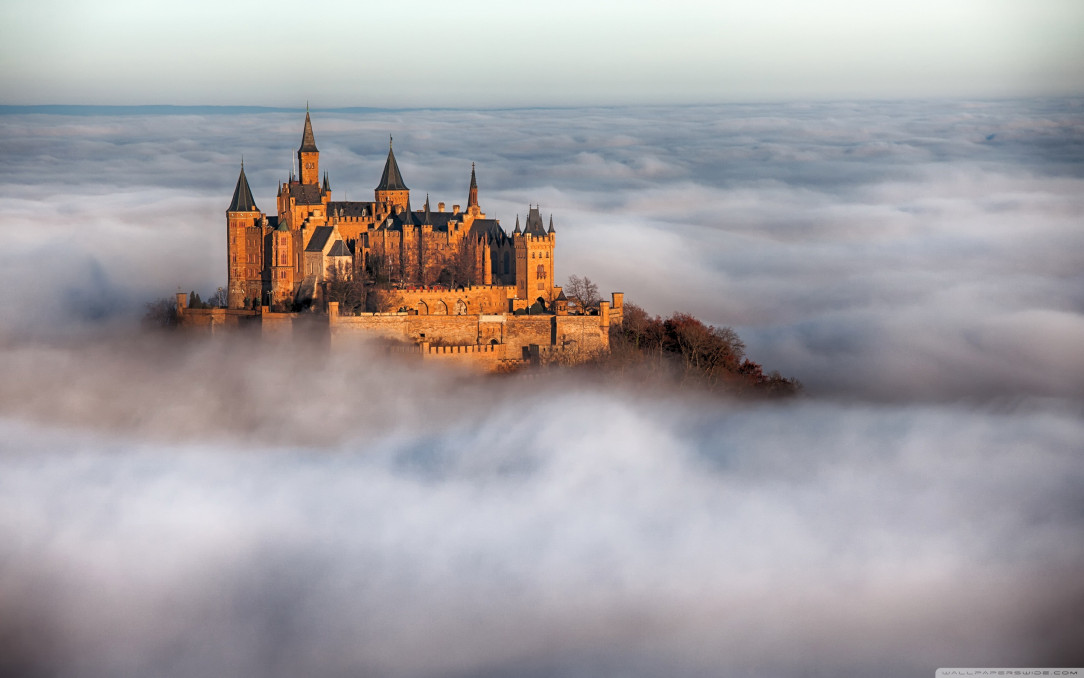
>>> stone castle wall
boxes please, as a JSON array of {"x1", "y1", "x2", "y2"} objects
[
  {"x1": 176, "y1": 292, "x2": 622, "y2": 371},
  {"x1": 389, "y1": 284, "x2": 515, "y2": 316}
]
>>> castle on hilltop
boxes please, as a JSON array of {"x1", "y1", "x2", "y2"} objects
[
  {"x1": 227, "y1": 109, "x2": 558, "y2": 313},
  {"x1": 179, "y1": 110, "x2": 623, "y2": 370}
]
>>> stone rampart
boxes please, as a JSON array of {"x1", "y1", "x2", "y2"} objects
[
  {"x1": 393, "y1": 284, "x2": 514, "y2": 316},
  {"x1": 390, "y1": 341, "x2": 503, "y2": 370}
]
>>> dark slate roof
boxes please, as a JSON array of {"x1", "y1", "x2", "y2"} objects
[
  {"x1": 327, "y1": 240, "x2": 351, "y2": 257},
  {"x1": 524, "y1": 206, "x2": 547, "y2": 236},
  {"x1": 322, "y1": 172, "x2": 331, "y2": 192},
  {"x1": 327, "y1": 201, "x2": 374, "y2": 218},
  {"x1": 513, "y1": 214, "x2": 521, "y2": 234},
  {"x1": 306, "y1": 226, "x2": 335, "y2": 252},
  {"x1": 228, "y1": 165, "x2": 258, "y2": 212},
  {"x1": 376, "y1": 140, "x2": 408, "y2": 191},
  {"x1": 468, "y1": 218, "x2": 506, "y2": 240},
  {"x1": 469, "y1": 163, "x2": 477, "y2": 189},
  {"x1": 548, "y1": 214, "x2": 555, "y2": 234},
  {"x1": 299, "y1": 112, "x2": 318, "y2": 152},
  {"x1": 428, "y1": 212, "x2": 454, "y2": 228},
  {"x1": 555, "y1": 289, "x2": 567, "y2": 301},
  {"x1": 395, "y1": 203, "x2": 417, "y2": 228},
  {"x1": 288, "y1": 183, "x2": 323, "y2": 205}
]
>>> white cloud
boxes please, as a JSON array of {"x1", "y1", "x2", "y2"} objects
[{"x1": 1, "y1": 99, "x2": 1083, "y2": 676}]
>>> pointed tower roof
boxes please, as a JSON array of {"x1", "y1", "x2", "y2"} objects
[
  {"x1": 398, "y1": 198, "x2": 416, "y2": 227},
  {"x1": 513, "y1": 214, "x2": 521, "y2": 234},
  {"x1": 322, "y1": 172, "x2": 331, "y2": 192},
  {"x1": 377, "y1": 136, "x2": 409, "y2": 191},
  {"x1": 299, "y1": 109, "x2": 318, "y2": 152},
  {"x1": 524, "y1": 205, "x2": 547, "y2": 236},
  {"x1": 467, "y1": 162, "x2": 479, "y2": 208},
  {"x1": 421, "y1": 194, "x2": 433, "y2": 225},
  {"x1": 548, "y1": 214, "x2": 555, "y2": 234},
  {"x1": 228, "y1": 163, "x2": 258, "y2": 212}
]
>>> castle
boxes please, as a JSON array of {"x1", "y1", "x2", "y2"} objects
[
  {"x1": 227, "y1": 109, "x2": 560, "y2": 313},
  {"x1": 180, "y1": 110, "x2": 623, "y2": 370}
]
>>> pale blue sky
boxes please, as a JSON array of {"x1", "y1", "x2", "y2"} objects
[{"x1": 1, "y1": 0, "x2": 1082, "y2": 105}]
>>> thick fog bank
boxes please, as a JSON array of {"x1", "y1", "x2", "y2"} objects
[
  {"x1": 2, "y1": 333, "x2": 1084, "y2": 676},
  {"x1": 2, "y1": 100, "x2": 1083, "y2": 675},
  {"x1": 2, "y1": 350, "x2": 1082, "y2": 677}
]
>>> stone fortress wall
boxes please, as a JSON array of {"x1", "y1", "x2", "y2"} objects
[{"x1": 176, "y1": 292, "x2": 624, "y2": 371}]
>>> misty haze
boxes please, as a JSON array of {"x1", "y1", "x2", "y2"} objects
[{"x1": 2, "y1": 99, "x2": 1083, "y2": 677}]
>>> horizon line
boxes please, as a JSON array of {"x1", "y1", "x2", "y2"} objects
[{"x1": 3, "y1": 95, "x2": 1082, "y2": 117}]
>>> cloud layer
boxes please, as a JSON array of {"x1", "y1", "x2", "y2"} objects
[
  {"x1": 1, "y1": 100, "x2": 1083, "y2": 676},
  {"x1": 2, "y1": 99, "x2": 1082, "y2": 399},
  {"x1": 2, "y1": 336, "x2": 1083, "y2": 678}
]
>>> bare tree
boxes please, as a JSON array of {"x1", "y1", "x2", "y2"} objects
[
  {"x1": 325, "y1": 262, "x2": 366, "y2": 315},
  {"x1": 449, "y1": 238, "x2": 479, "y2": 287},
  {"x1": 366, "y1": 285, "x2": 400, "y2": 313},
  {"x1": 366, "y1": 253, "x2": 390, "y2": 284},
  {"x1": 142, "y1": 297, "x2": 177, "y2": 329},
  {"x1": 209, "y1": 286, "x2": 228, "y2": 308},
  {"x1": 565, "y1": 275, "x2": 601, "y2": 313}
]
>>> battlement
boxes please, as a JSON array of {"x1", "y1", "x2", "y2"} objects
[{"x1": 388, "y1": 341, "x2": 505, "y2": 370}]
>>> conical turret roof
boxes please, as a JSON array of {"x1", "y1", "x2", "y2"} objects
[
  {"x1": 228, "y1": 163, "x2": 258, "y2": 212},
  {"x1": 299, "y1": 110, "x2": 318, "y2": 152},
  {"x1": 421, "y1": 194, "x2": 433, "y2": 225},
  {"x1": 548, "y1": 214, "x2": 555, "y2": 234},
  {"x1": 398, "y1": 198, "x2": 416, "y2": 226},
  {"x1": 377, "y1": 137, "x2": 409, "y2": 191}
]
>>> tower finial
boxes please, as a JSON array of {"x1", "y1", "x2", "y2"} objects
[{"x1": 389, "y1": 135, "x2": 393, "y2": 150}]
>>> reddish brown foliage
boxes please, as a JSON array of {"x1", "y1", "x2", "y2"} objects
[{"x1": 608, "y1": 303, "x2": 801, "y2": 396}]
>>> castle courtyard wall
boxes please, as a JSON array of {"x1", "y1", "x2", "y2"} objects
[{"x1": 393, "y1": 285, "x2": 514, "y2": 316}]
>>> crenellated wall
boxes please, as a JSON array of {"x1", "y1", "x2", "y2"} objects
[
  {"x1": 177, "y1": 292, "x2": 620, "y2": 371},
  {"x1": 327, "y1": 301, "x2": 612, "y2": 367},
  {"x1": 389, "y1": 341, "x2": 504, "y2": 370}
]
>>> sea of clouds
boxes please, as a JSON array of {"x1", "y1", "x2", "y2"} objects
[{"x1": 1, "y1": 99, "x2": 1082, "y2": 677}]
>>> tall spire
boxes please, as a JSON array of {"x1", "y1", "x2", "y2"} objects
[
  {"x1": 548, "y1": 214, "x2": 555, "y2": 234},
  {"x1": 422, "y1": 194, "x2": 433, "y2": 225},
  {"x1": 467, "y1": 162, "x2": 479, "y2": 208},
  {"x1": 376, "y1": 137, "x2": 408, "y2": 191},
  {"x1": 299, "y1": 109, "x2": 318, "y2": 152},
  {"x1": 228, "y1": 162, "x2": 258, "y2": 212},
  {"x1": 513, "y1": 214, "x2": 521, "y2": 234}
]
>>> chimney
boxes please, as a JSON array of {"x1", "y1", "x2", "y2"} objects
[
  {"x1": 452, "y1": 204, "x2": 460, "y2": 214},
  {"x1": 438, "y1": 202, "x2": 445, "y2": 212}
]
